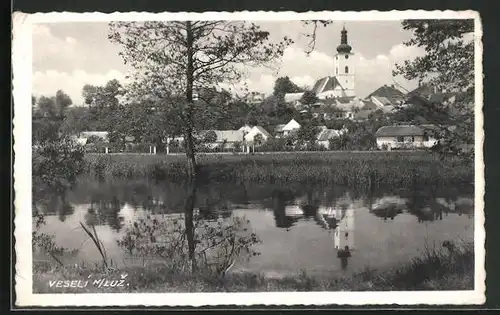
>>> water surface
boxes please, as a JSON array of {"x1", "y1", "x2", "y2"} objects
[{"x1": 33, "y1": 179, "x2": 474, "y2": 278}]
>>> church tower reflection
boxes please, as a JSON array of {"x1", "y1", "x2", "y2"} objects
[{"x1": 333, "y1": 206, "x2": 355, "y2": 270}]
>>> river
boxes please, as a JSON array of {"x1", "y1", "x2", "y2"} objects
[{"x1": 33, "y1": 178, "x2": 474, "y2": 278}]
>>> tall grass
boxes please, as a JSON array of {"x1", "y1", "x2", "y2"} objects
[{"x1": 83, "y1": 152, "x2": 472, "y2": 188}]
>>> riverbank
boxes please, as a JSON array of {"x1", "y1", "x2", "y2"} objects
[
  {"x1": 33, "y1": 241, "x2": 473, "y2": 293},
  {"x1": 83, "y1": 152, "x2": 472, "y2": 188}
]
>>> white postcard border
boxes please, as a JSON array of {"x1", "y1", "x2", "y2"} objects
[{"x1": 13, "y1": 10, "x2": 485, "y2": 307}]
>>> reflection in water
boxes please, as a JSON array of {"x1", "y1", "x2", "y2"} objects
[
  {"x1": 272, "y1": 190, "x2": 301, "y2": 229},
  {"x1": 33, "y1": 179, "x2": 474, "y2": 277}
]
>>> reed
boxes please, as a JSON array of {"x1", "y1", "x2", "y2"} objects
[{"x1": 83, "y1": 152, "x2": 473, "y2": 188}]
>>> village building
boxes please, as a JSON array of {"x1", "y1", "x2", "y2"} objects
[
  {"x1": 365, "y1": 84, "x2": 406, "y2": 112},
  {"x1": 74, "y1": 131, "x2": 109, "y2": 145},
  {"x1": 199, "y1": 130, "x2": 245, "y2": 149},
  {"x1": 275, "y1": 119, "x2": 301, "y2": 138},
  {"x1": 244, "y1": 92, "x2": 266, "y2": 104},
  {"x1": 316, "y1": 128, "x2": 342, "y2": 149},
  {"x1": 243, "y1": 126, "x2": 272, "y2": 144},
  {"x1": 374, "y1": 125, "x2": 439, "y2": 150}
]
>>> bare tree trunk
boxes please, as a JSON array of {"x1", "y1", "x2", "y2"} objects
[
  {"x1": 184, "y1": 21, "x2": 197, "y2": 181},
  {"x1": 184, "y1": 21, "x2": 197, "y2": 273},
  {"x1": 184, "y1": 180, "x2": 197, "y2": 273}
]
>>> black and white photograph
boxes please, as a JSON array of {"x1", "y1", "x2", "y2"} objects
[{"x1": 13, "y1": 10, "x2": 484, "y2": 306}]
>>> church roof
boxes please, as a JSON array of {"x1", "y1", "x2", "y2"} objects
[
  {"x1": 312, "y1": 76, "x2": 344, "y2": 94},
  {"x1": 336, "y1": 26, "x2": 352, "y2": 54}
]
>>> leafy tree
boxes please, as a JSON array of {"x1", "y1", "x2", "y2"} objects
[
  {"x1": 81, "y1": 79, "x2": 124, "y2": 131},
  {"x1": 203, "y1": 130, "x2": 217, "y2": 143},
  {"x1": 109, "y1": 21, "x2": 291, "y2": 181},
  {"x1": 299, "y1": 90, "x2": 319, "y2": 106},
  {"x1": 273, "y1": 76, "x2": 304, "y2": 96},
  {"x1": 393, "y1": 19, "x2": 474, "y2": 159},
  {"x1": 55, "y1": 90, "x2": 72, "y2": 117},
  {"x1": 253, "y1": 133, "x2": 264, "y2": 146},
  {"x1": 297, "y1": 123, "x2": 319, "y2": 145},
  {"x1": 59, "y1": 107, "x2": 90, "y2": 136},
  {"x1": 109, "y1": 21, "x2": 291, "y2": 270}
]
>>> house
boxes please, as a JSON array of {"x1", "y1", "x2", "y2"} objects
[
  {"x1": 245, "y1": 92, "x2": 266, "y2": 104},
  {"x1": 275, "y1": 119, "x2": 301, "y2": 137},
  {"x1": 201, "y1": 130, "x2": 246, "y2": 149},
  {"x1": 353, "y1": 109, "x2": 373, "y2": 122},
  {"x1": 244, "y1": 126, "x2": 271, "y2": 144},
  {"x1": 316, "y1": 128, "x2": 341, "y2": 149},
  {"x1": 366, "y1": 84, "x2": 405, "y2": 106},
  {"x1": 76, "y1": 131, "x2": 109, "y2": 145},
  {"x1": 284, "y1": 93, "x2": 304, "y2": 107},
  {"x1": 374, "y1": 125, "x2": 439, "y2": 150}
]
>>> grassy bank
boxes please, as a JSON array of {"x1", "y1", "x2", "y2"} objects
[
  {"x1": 33, "y1": 241, "x2": 473, "y2": 293},
  {"x1": 83, "y1": 152, "x2": 473, "y2": 188}
]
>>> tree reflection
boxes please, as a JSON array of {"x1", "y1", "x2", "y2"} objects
[
  {"x1": 272, "y1": 190, "x2": 300, "y2": 229},
  {"x1": 84, "y1": 196, "x2": 124, "y2": 231}
]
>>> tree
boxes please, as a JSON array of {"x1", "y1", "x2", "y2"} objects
[
  {"x1": 59, "y1": 107, "x2": 90, "y2": 136},
  {"x1": 81, "y1": 79, "x2": 124, "y2": 131},
  {"x1": 297, "y1": 123, "x2": 319, "y2": 146},
  {"x1": 273, "y1": 76, "x2": 304, "y2": 96},
  {"x1": 253, "y1": 133, "x2": 264, "y2": 146},
  {"x1": 109, "y1": 21, "x2": 291, "y2": 271},
  {"x1": 393, "y1": 19, "x2": 474, "y2": 159},
  {"x1": 109, "y1": 21, "x2": 291, "y2": 180},
  {"x1": 203, "y1": 130, "x2": 217, "y2": 143},
  {"x1": 55, "y1": 90, "x2": 72, "y2": 117},
  {"x1": 299, "y1": 90, "x2": 319, "y2": 106}
]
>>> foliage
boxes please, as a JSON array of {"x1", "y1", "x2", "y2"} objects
[
  {"x1": 203, "y1": 130, "x2": 218, "y2": 143},
  {"x1": 117, "y1": 214, "x2": 260, "y2": 277},
  {"x1": 32, "y1": 212, "x2": 78, "y2": 266},
  {"x1": 109, "y1": 21, "x2": 292, "y2": 178},
  {"x1": 273, "y1": 76, "x2": 304, "y2": 96},
  {"x1": 253, "y1": 133, "x2": 264, "y2": 146},
  {"x1": 299, "y1": 90, "x2": 319, "y2": 106},
  {"x1": 33, "y1": 90, "x2": 73, "y2": 144},
  {"x1": 297, "y1": 123, "x2": 320, "y2": 145},
  {"x1": 33, "y1": 137, "x2": 86, "y2": 193},
  {"x1": 393, "y1": 19, "x2": 474, "y2": 160}
]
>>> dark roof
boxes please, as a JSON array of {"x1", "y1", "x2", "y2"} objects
[
  {"x1": 375, "y1": 125, "x2": 438, "y2": 137},
  {"x1": 254, "y1": 126, "x2": 271, "y2": 138},
  {"x1": 312, "y1": 76, "x2": 344, "y2": 94},
  {"x1": 407, "y1": 84, "x2": 436, "y2": 97},
  {"x1": 362, "y1": 100, "x2": 378, "y2": 110},
  {"x1": 354, "y1": 110, "x2": 373, "y2": 120},
  {"x1": 366, "y1": 85, "x2": 405, "y2": 104},
  {"x1": 337, "y1": 96, "x2": 355, "y2": 104}
]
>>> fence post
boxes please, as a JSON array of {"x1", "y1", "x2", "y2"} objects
[
  {"x1": 153, "y1": 146, "x2": 157, "y2": 154},
  {"x1": 105, "y1": 147, "x2": 109, "y2": 154}
]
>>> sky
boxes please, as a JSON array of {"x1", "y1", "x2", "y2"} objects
[{"x1": 32, "y1": 20, "x2": 424, "y2": 106}]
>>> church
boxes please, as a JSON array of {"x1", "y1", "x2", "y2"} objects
[{"x1": 284, "y1": 26, "x2": 365, "y2": 118}]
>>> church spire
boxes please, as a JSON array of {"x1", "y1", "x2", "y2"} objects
[{"x1": 337, "y1": 25, "x2": 352, "y2": 53}]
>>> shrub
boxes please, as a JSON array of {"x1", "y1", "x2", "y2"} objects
[{"x1": 33, "y1": 137, "x2": 86, "y2": 193}]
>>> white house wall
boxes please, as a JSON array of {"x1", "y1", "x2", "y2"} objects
[{"x1": 376, "y1": 135, "x2": 438, "y2": 149}]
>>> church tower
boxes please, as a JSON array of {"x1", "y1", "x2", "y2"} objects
[{"x1": 334, "y1": 26, "x2": 356, "y2": 97}]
